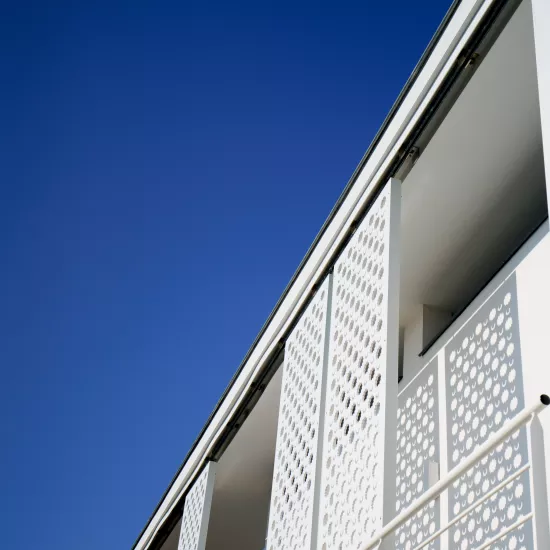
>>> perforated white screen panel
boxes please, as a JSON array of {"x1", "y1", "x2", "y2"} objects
[
  {"x1": 178, "y1": 462, "x2": 217, "y2": 550},
  {"x1": 267, "y1": 277, "x2": 331, "y2": 550},
  {"x1": 396, "y1": 361, "x2": 439, "y2": 550},
  {"x1": 446, "y1": 276, "x2": 533, "y2": 550},
  {"x1": 318, "y1": 180, "x2": 401, "y2": 550}
]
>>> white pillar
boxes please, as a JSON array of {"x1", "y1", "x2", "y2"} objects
[
  {"x1": 531, "y1": 0, "x2": 550, "y2": 209},
  {"x1": 436, "y1": 347, "x2": 449, "y2": 550},
  {"x1": 516, "y1": 229, "x2": 550, "y2": 548}
]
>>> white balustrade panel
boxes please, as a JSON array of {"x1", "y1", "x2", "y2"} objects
[
  {"x1": 396, "y1": 360, "x2": 440, "y2": 550},
  {"x1": 318, "y1": 179, "x2": 401, "y2": 550},
  {"x1": 446, "y1": 275, "x2": 533, "y2": 550},
  {"x1": 178, "y1": 462, "x2": 217, "y2": 550},
  {"x1": 267, "y1": 276, "x2": 331, "y2": 550}
]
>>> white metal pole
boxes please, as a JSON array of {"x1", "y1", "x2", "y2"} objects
[
  {"x1": 473, "y1": 513, "x2": 534, "y2": 550},
  {"x1": 410, "y1": 463, "x2": 531, "y2": 550}
]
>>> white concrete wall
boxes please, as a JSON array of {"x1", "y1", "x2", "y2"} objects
[{"x1": 516, "y1": 226, "x2": 550, "y2": 547}]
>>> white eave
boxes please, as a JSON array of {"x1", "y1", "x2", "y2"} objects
[{"x1": 133, "y1": 0, "x2": 517, "y2": 547}]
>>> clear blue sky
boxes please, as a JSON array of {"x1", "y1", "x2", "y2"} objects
[{"x1": 1, "y1": 1, "x2": 451, "y2": 548}]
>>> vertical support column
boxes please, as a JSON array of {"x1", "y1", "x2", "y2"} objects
[
  {"x1": 317, "y1": 178, "x2": 401, "y2": 550},
  {"x1": 526, "y1": 415, "x2": 550, "y2": 550},
  {"x1": 531, "y1": 0, "x2": 550, "y2": 211},
  {"x1": 515, "y1": 230, "x2": 550, "y2": 548},
  {"x1": 266, "y1": 275, "x2": 332, "y2": 550},
  {"x1": 436, "y1": 348, "x2": 449, "y2": 550},
  {"x1": 178, "y1": 462, "x2": 217, "y2": 550}
]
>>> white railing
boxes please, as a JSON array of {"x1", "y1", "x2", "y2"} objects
[{"x1": 360, "y1": 394, "x2": 550, "y2": 550}]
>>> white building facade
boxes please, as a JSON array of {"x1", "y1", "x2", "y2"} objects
[{"x1": 133, "y1": 1, "x2": 550, "y2": 549}]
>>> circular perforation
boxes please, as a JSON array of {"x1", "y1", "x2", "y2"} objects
[
  {"x1": 446, "y1": 279, "x2": 533, "y2": 550},
  {"x1": 179, "y1": 466, "x2": 212, "y2": 550},
  {"x1": 319, "y1": 185, "x2": 393, "y2": 550},
  {"x1": 395, "y1": 363, "x2": 439, "y2": 550},
  {"x1": 267, "y1": 280, "x2": 329, "y2": 550}
]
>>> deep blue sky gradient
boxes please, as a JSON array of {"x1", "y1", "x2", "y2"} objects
[{"x1": 1, "y1": 1, "x2": 451, "y2": 548}]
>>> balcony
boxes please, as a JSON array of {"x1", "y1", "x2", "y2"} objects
[{"x1": 393, "y1": 220, "x2": 550, "y2": 550}]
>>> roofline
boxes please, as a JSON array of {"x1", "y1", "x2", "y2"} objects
[{"x1": 133, "y1": 0, "x2": 516, "y2": 546}]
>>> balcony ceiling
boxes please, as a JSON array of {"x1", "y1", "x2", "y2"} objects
[{"x1": 400, "y1": 0, "x2": 547, "y2": 326}]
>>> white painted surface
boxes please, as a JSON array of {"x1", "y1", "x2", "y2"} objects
[
  {"x1": 515, "y1": 231, "x2": 550, "y2": 542},
  {"x1": 436, "y1": 347, "x2": 450, "y2": 550},
  {"x1": 178, "y1": 463, "x2": 216, "y2": 550},
  {"x1": 396, "y1": 359, "x2": 440, "y2": 550},
  {"x1": 444, "y1": 275, "x2": 534, "y2": 550},
  {"x1": 318, "y1": 179, "x2": 401, "y2": 550},
  {"x1": 394, "y1": 222, "x2": 550, "y2": 550},
  {"x1": 266, "y1": 277, "x2": 331, "y2": 550},
  {"x1": 361, "y1": 395, "x2": 548, "y2": 550}
]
